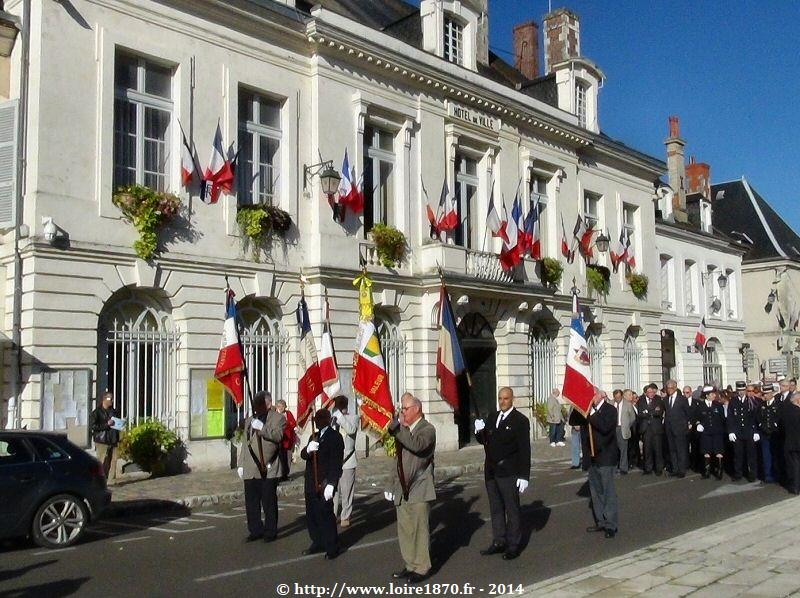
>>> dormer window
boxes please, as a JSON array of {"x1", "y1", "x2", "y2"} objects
[
  {"x1": 443, "y1": 15, "x2": 464, "y2": 65},
  {"x1": 575, "y1": 80, "x2": 588, "y2": 128}
]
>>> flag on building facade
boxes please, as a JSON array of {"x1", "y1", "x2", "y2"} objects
[
  {"x1": 203, "y1": 123, "x2": 234, "y2": 204},
  {"x1": 438, "y1": 180, "x2": 458, "y2": 232},
  {"x1": 214, "y1": 287, "x2": 245, "y2": 406},
  {"x1": 352, "y1": 271, "x2": 394, "y2": 433},
  {"x1": 422, "y1": 179, "x2": 440, "y2": 240},
  {"x1": 499, "y1": 194, "x2": 522, "y2": 271},
  {"x1": 338, "y1": 149, "x2": 364, "y2": 214},
  {"x1": 436, "y1": 281, "x2": 468, "y2": 412},
  {"x1": 694, "y1": 317, "x2": 707, "y2": 351},
  {"x1": 529, "y1": 198, "x2": 541, "y2": 260},
  {"x1": 296, "y1": 293, "x2": 323, "y2": 428},
  {"x1": 180, "y1": 128, "x2": 196, "y2": 187},
  {"x1": 486, "y1": 189, "x2": 508, "y2": 243},
  {"x1": 561, "y1": 291, "x2": 594, "y2": 415},
  {"x1": 624, "y1": 230, "x2": 636, "y2": 270},
  {"x1": 319, "y1": 295, "x2": 340, "y2": 410},
  {"x1": 610, "y1": 229, "x2": 626, "y2": 272},
  {"x1": 561, "y1": 213, "x2": 573, "y2": 262}
]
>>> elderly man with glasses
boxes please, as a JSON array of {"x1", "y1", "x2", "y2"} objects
[{"x1": 585, "y1": 390, "x2": 620, "y2": 538}]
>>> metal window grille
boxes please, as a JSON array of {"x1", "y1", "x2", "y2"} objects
[
  {"x1": 100, "y1": 300, "x2": 179, "y2": 428},
  {"x1": 623, "y1": 335, "x2": 641, "y2": 392},
  {"x1": 235, "y1": 307, "x2": 287, "y2": 422},
  {"x1": 703, "y1": 342, "x2": 723, "y2": 387},
  {"x1": 377, "y1": 318, "x2": 406, "y2": 408},
  {"x1": 588, "y1": 334, "x2": 605, "y2": 389},
  {"x1": 530, "y1": 331, "x2": 555, "y2": 406},
  {"x1": 444, "y1": 16, "x2": 463, "y2": 65},
  {"x1": 238, "y1": 90, "x2": 281, "y2": 206}
]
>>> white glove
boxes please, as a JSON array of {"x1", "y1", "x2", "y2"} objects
[
  {"x1": 516, "y1": 479, "x2": 529, "y2": 493},
  {"x1": 237, "y1": 467, "x2": 244, "y2": 480},
  {"x1": 474, "y1": 419, "x2": 486, "y2": 434},
  {"x1": 323, "y1": 484, "x2": 334, "y2": 501},
  {"x1": 251, "y1": 419, "x2": 264, "y2": 431},
  {"x1": 753, "y1": 433, "x2": 760, "y2": 442},
  {"x1": 729, "y1": 433, "x2": 737, "y2": 442},
  {"x1": 307, "y1": 440, "x2": 319, "y2": 453},
  {"x1": 384, "y1": 491, "x2": 394, "y2": 502},
  {"x1": 696, "y1": 424, "x2": 704, "y2": 433}
]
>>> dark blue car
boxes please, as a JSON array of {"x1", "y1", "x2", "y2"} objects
[{"x1": 0, "y1": 431, "x2": 111, "y2": 548}]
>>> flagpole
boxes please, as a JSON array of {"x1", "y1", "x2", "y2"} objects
[{"x1": 300, "y1": 271, "x2": 321, "y2": 494}]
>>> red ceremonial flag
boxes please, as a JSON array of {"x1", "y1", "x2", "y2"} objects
[
  {"x1": 214, "y1": 288, "x2": 245, "y2": 406},
  {"x1": 319, "y1": 296, "x2": 340, "y2": 410},
  {"x1": 296, "y1": 294, "x2": 323, "y2": 428},
  {"x1": 694, "y1": 317, "x2": 707, "y2": 351},
  {"x1": 203, "y1": 123, "x2": 234, "y2": 204},
  {"x1": 436, "y1": 282, "x2": 468, "y2": 412},
  {"x1": 561, "y1": 292, "x2": 595, "y2": 415}
]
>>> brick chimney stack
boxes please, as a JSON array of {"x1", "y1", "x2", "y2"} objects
[
  {"x1": 543, "y1": 8, "x2": 580, "y2": 74},
  {"x1": 686, "y1": 156, "x2": 711, "y2": 200},
  {"x1": 513, "y1": 21, "x2": 539, "y2": 80},
  {"x1": 665, "y1": 115, "x2": 688, "y2": 222}
]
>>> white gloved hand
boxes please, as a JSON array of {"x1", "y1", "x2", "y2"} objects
[
  {"x1": 251, "y1": 419, "x2": 264, "y2": 431},
  {"x1": 323, "y1": 484, "x2": 334, "y2": 501},
  {"x1": 516, "y1": 479, "x2": 529, "y2": 493},
  {"x1": 474, "y1": 419, "x2": 486, "y2": 434},
  {"x1": 384, "y1": 491, "x2": 394, "y2": 502},
  {"x1": 696, "y1": 424, "x2": 704, "y2": 433},
  {"x1": 753, "y1": 433, "x2": 760, "y2": 442},
  {"x1": 729, "y1": 433, "x2": 737, "y2": 442},
  {"x1": 237, "y1": 467, "x2": 244, "y2": 480},
  {"x1": 307, "y1": 440, "x2": 319, "y2": 453}
]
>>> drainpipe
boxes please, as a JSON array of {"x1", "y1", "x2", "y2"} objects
[{"x1": 10, "y1": 0, "x2": 30, "y2": 428}]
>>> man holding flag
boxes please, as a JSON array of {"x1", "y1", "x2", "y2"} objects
[{"x1": 436, "y1": 279, "x2": 468, "y2": 413}]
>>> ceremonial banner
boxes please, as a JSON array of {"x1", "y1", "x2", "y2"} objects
[
  {"x1": 352, "y1": 272, "x2": 394, "y2": 432},
  {"x1": 319, "y1": 295, "x2": 340, "y2": 410},
  {"x1": 561, "y1": 292, "x2": 594, "y2": 415},
  {"x1": 694, "y1": 317, "x2": 707, "y2": 350},
  {"x1": 297, "y1": 294, "x2": 323, "y2": 428},
  {"x1": 214, "y1": 288, "x2": 245, "y2": 406},
  {"x1": 436, "y1": 282, "x2": 468, "y2": 412}
]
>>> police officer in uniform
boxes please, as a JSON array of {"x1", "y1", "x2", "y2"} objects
[
  {"x1": 637, "y1": 383, "x2": 666, "y2": 475},
  {"x1": 758, "y1": 383, "x2": 781, "y2": 484},
  {"x1": 694, "y1": 386, "x2": 726, "y2": 479},
  {"x1": 475, "y1": 386, "x2": 531, "y2": 560},
  {"x1": 728, "y1": 381, "x2": 760, "y2": 482}
]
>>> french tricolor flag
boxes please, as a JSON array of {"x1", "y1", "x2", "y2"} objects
[
  {"x1": 214, "y1": 288, "x2": 245, "y2": 406},
  {"x1": 319, "y1": 296, "x2": 340, "y2": 410},
  {"x1": 296, "y1": 294, "x2": 323, "y2": 428},
  {"x1": 436, "y1": 282, "x2": 468, "y2": 412},
  {"x1": 561, "y1": 292, "x2": 595, "y2": 415},
  {"x1": 694, "y1": 317, "x2": 707, "y2": 351},
  {"x1": 203, "y1": 123, "x2": 234, "y2": 204}
]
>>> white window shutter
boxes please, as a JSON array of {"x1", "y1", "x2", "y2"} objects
[{"x1": 0, "y1": 99, "x2": 18, "y2": 229}]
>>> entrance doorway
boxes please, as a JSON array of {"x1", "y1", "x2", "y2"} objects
[{"x1": 456, "y1": 313, "x2": 497, "y2": 447}]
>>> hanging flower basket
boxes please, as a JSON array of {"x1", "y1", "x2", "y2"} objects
[
  {"x1": 586, "y1": 264, "x2": 611, "y2": 296},
  {"x1": 112, "y1": 185, "x2": 182, "y2": 261},
  {"x1": 627, "y1": 273, "x2": 649, "y2": 299},
  {"x1": 370, "y1": 223, "x2": 407, "y2": 268},
  {"x1": 236, "y1": 205, "x2": 293, "y2": 260},
  {"x1": 540, "y1": 257, "x2": 564, "y2": 287}
]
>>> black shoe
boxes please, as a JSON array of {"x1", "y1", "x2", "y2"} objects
[
  {"x1": 586, "y1": 525, "x2": 604, "y2": 533},
  {"x1": 747, "y1": 477, "x2": 756, "y2": 483},
  {"x1": 605, "y1": 529, "x2": 617, "y2": 538},
  {"x1": 302, "y1": 545, "x2": 323, "y2": 556},
  {"x1": 569, "y1": 465, "x2": 581, "y2": 470},
  {"x1": 480, "y1": 543, "x2": 506, "y2": 556},
  {"x1": 732, "y1": 476, "x2": 742, "y2": 482},
  {"x1": 502, "y1": 550, "x2": 520, "y2": 560},
  {"x1": 324, "y1": 548, "x2": 340, "y2": 560},
  {"x1": 406, "y1": 572, "x2": 427, "y2": 584},
  {"x1": 392, "y1": 568, "x2": 411, "y2": 579},
  {"x1": 676, "y1": 472, "x2": 686, "y2": 479},
  {"x1": 263, "y1": 535, "x2": 277, "y2": 543},
  {"x1": 642, "y1": 470, "x2": 652, "y2": 475},
  {"x1": 245, "y1": 533, "x2": 262, "y2": 543}
]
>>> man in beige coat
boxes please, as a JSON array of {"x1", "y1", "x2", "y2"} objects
[
  {"x1": 385, "y1": 393, "x2": 436, "y2": 584},
  {"x1": 238, "y1": 391, "x2": 286, "y2": 542}
]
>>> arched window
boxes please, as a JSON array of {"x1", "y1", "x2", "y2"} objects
[
  {"x1": 530, "y1": 324, "x2": 556, "y2": 405},
  {"x1": 623, "y1": 332, "x2": 642, "y2": 392},
  {"x1": 703, "y1": 338, "x2": 723, "y2": 387},
  {"x1": 587, "y1": 331, "x2": 605, "y2": 389},
  {"x1": 375, "y1": 313, "x2": 406, "y2": 408},
  {"x1": 98, "y1": 290, "x2": 179, "y2": 428},
  {"x1": 236, "y1": 300, "x2": 287, "y2": 420}
]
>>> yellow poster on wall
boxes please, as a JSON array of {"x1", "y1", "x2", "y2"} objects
[{"x1": 206, "y1": 378, "x2": 225, "y2": 436}]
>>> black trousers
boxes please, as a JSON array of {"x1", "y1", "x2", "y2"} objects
[
  {"x1": 244, "y1": 477, "x2": 278, "y2": 538},
  {"x1": 785, "y1": 449, "x2": 800, "y2": 493},
  {"x1": 628, "y1": 431, "x2": 641, "y2": 470},
  {"x1": 666, "y1": 430, "x2": 689, "y2": 475},
  {"x1": 305, "y1": 492, "x2": 338, "y2": 556},
  {"x1": 485, "y1": 476, "x2": 522, "y2": 551},
  {"x1": 733, "y1": 438, "x2": 758, "y2": 480},
  {"x1": 642, "y1": 430, "x2": 664, "y2": 473}
]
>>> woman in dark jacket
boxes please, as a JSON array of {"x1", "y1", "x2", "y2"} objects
[
  {"x1": 90, "y1": 392, "x2": 120, "y2": 481},
  {"x1": 694, "y1": 386, "x2": 726, "y2": 480}
]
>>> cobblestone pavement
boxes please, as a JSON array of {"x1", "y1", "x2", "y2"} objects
[
  {"x1": 523, "y1": 494, "x2": 800, "y2": 598},
  {"x1": 106, "y1": 439, "x2": 573, "y2": 515}
]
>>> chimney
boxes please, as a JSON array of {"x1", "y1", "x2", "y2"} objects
[
  {"x1": 664, "y1": 115, "x2": 688, "y2": 222},
  {"x1": 513, "y1": 21, "x2": 539, "y2": 80},
  {"x1": 686, "y1": 156, "x2": 711, "y2": 200},
  {"x1": 476, "y1": 0, "x2": 489, "y2": 66},
  {"x1": 543, "y1": 8, "x2": 580, "y2": 74}
]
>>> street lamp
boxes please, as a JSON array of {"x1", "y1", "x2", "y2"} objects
[
  {"x1": 594, "y1": 231, "x2": 610, "y2": 253},
  {"x1": 303, "y1": 159, "x2": 341, "y2": 194},
  {"x1": 717, "y1": 273, "x2": 728, "y2": 289}
]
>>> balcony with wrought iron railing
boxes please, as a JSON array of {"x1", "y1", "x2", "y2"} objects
[
  {"x1": 417, "y1": 242, "x2": 540, "y2": 285},
  {"x1": 358, "y1": 240, "x2": 412, "y2": 276}
]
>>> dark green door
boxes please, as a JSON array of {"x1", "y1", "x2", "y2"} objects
[{"x1": 457, "y1": 345, "x2": 497, "y2": 446}]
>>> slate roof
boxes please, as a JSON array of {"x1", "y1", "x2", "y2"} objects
[{"x1": 711, "y1": 179, "x2": 800, "y2": 263}]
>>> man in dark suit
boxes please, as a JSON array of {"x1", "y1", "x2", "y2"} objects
[
  {"x1": 300, "y1": 408, "x2": 344, "y2": 559},
  {"x1": 474, "y1": 386, "x2": 531, "y2": 560},
  {"x1": 779, "y1": 391, "x2": 800, "y2": 495},
  {"x1": 663, "y1": 379, "x2": 691, "y2": 477},
  {"x1": 637, "y1": 383, "x2": 666, "y2": 475},
  {"x1": 728, "y1": 381, "x2": 760, "y2": 482},
  {"x1": 585, "y1": 390, "x2": 620, "y2": 538}
]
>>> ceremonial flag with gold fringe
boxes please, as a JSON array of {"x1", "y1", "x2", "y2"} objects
[{"x1": 352, "y1": 271, "x2": 394, "y2": 432}]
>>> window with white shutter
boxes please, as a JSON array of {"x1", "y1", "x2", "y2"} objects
[{"x1": 0, "y1": 99, "x2": 18, "y2": 229}]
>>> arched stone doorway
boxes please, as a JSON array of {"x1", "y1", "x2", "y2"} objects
[{"x1": 456, "y1": 312, "x2": 497, "y2": 447}]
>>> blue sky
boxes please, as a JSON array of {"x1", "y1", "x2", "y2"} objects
[{"x1": 483, "y1": 0, "x2": 800, "y2": 230}]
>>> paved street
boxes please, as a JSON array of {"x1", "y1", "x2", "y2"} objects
[{"x1": 0, "y1": 459, "x2": 791, "y2": 598}]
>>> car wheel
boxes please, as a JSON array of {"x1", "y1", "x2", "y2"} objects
[{"x1": 31, "y1": 494, "x2": 88, "y2": 549}]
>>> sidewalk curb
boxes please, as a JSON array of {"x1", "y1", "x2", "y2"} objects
[{"x1": 103, "y1": 452, "x2": 571, "y2": 519}]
